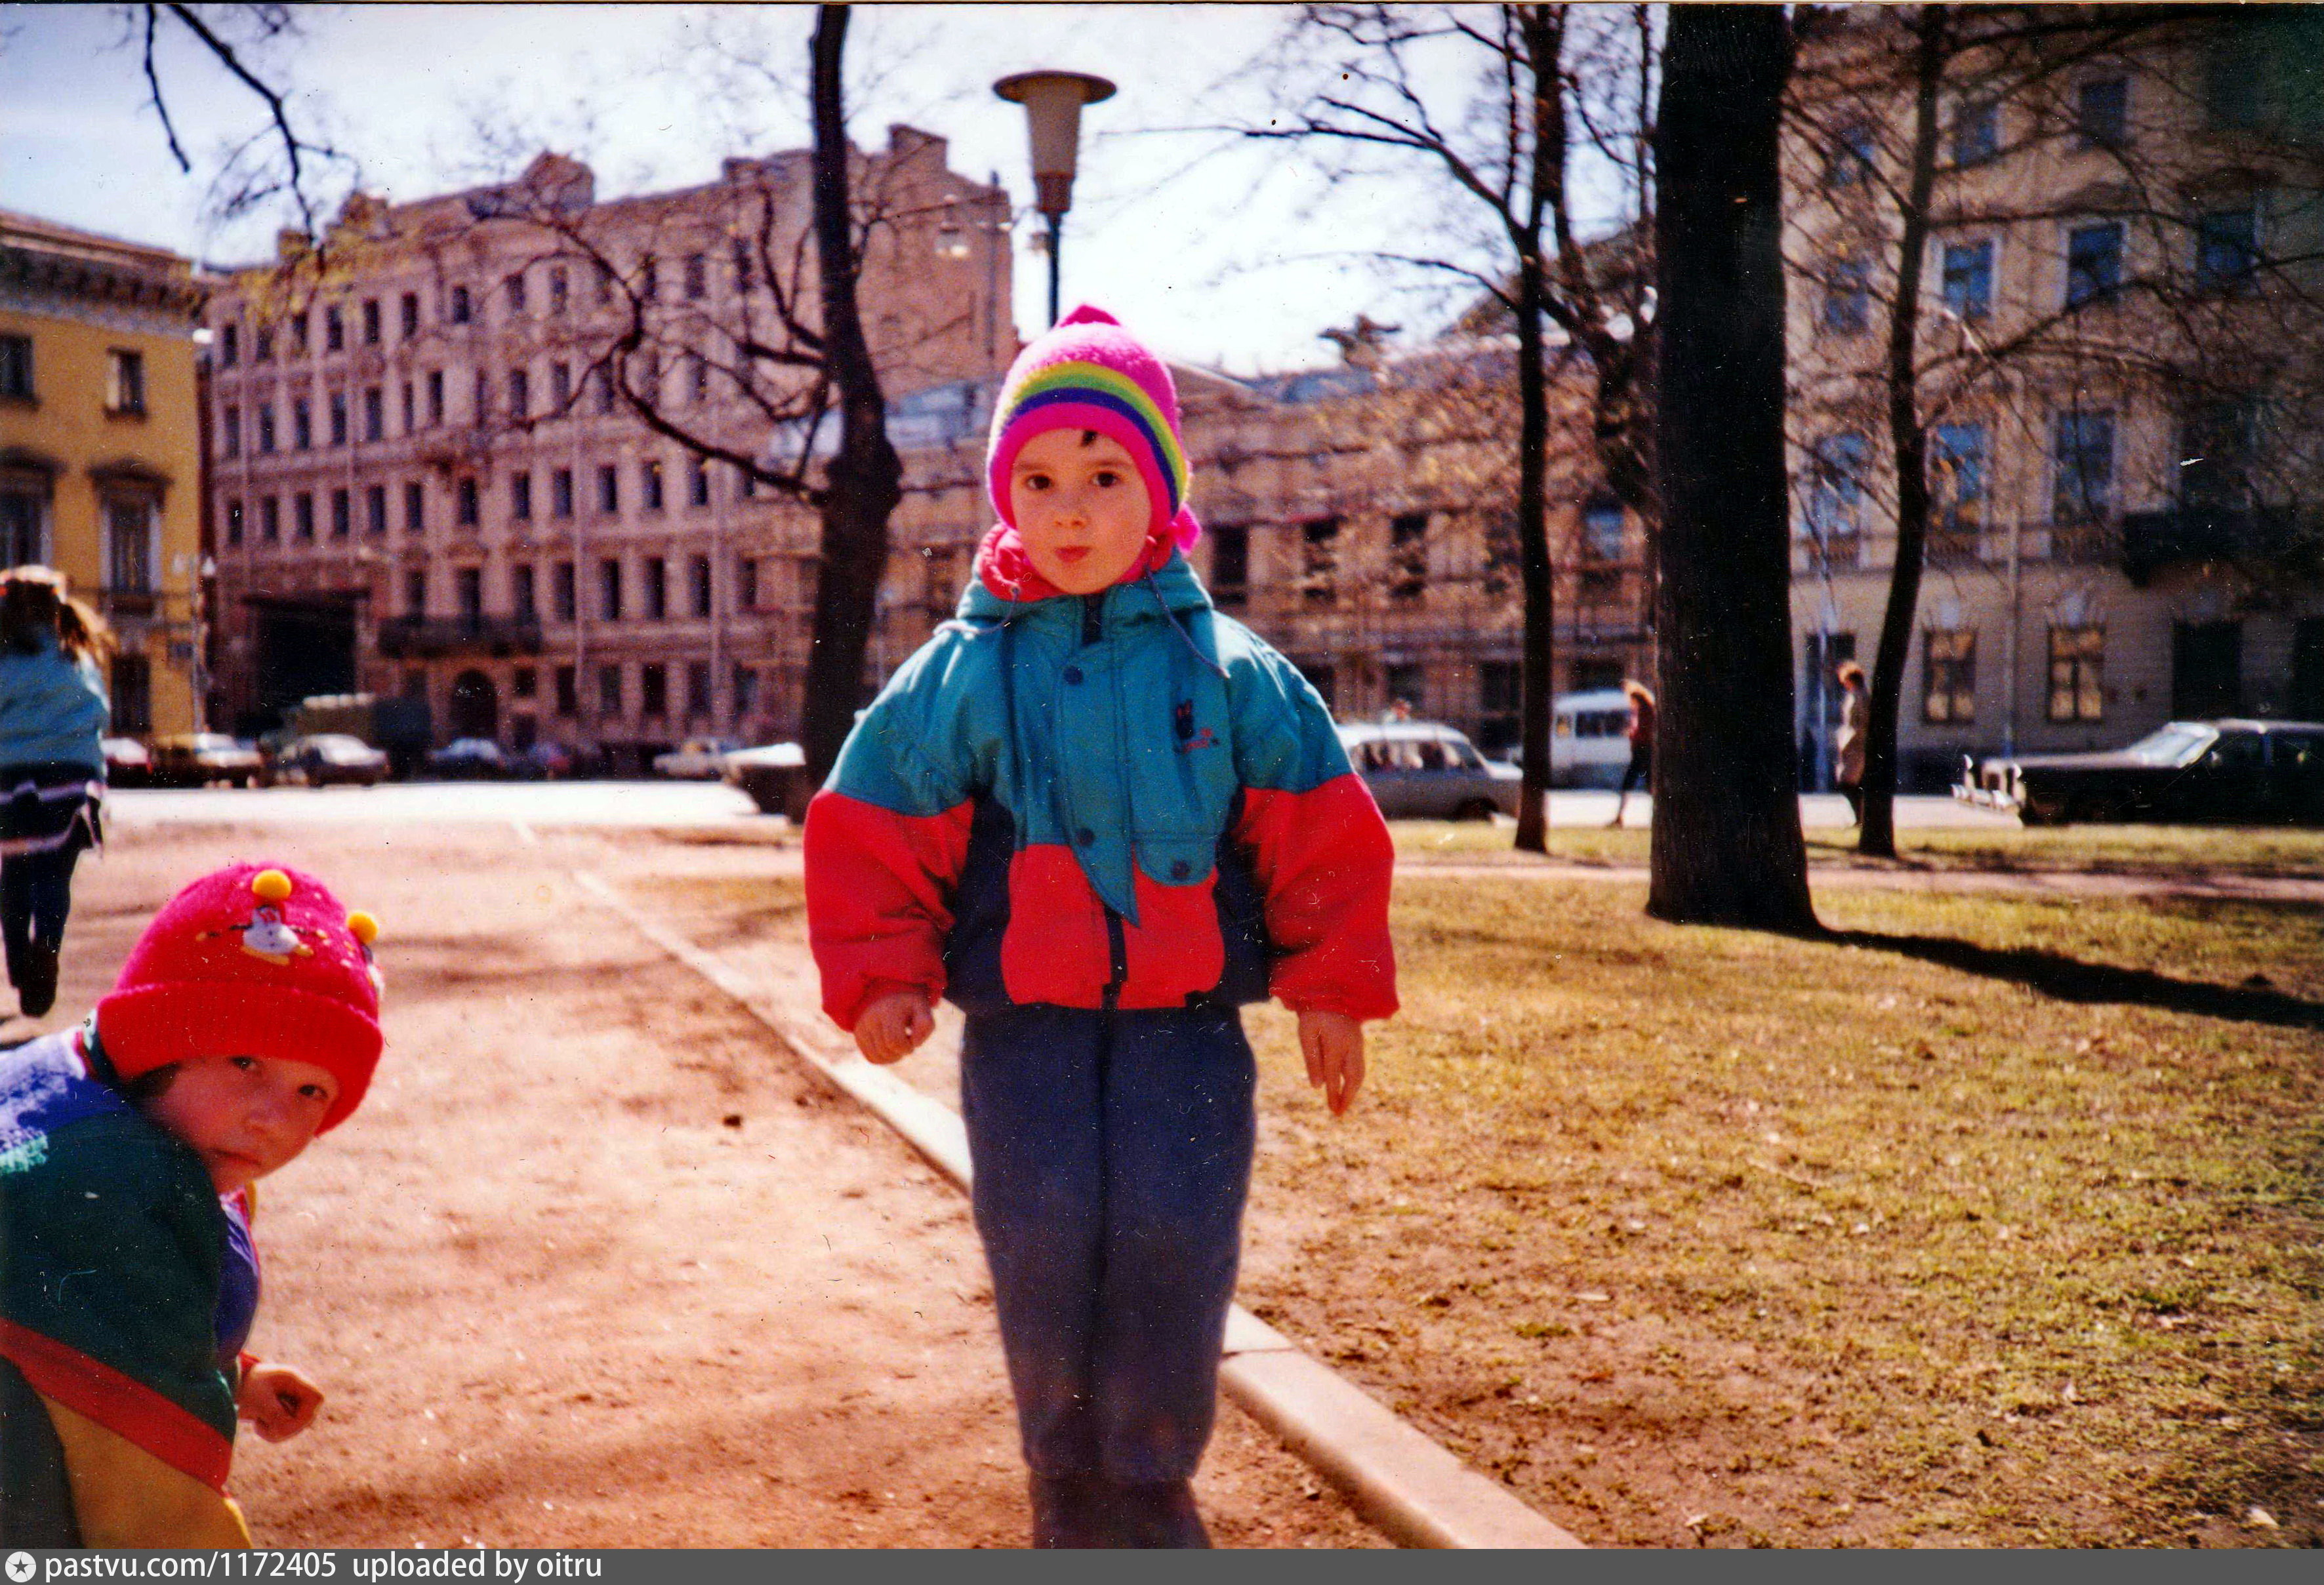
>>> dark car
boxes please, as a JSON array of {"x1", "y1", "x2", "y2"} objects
[
  {"x1": 150, "y1": 733, "x2": 267, "y2": 789},
  {"x1": 1956, "y1": 719, "x2": 2324, "y2": 826},
  {"x1": 101, "y1": 737, "x2": 151, "y2": 788},
  {"x1": 425, "y1": 737, "x2": 508, "y2": 779},
  {"x1": 274, "y1": 734, "x2": 390, "y2": 788},
  {"x1": 723, "y1": 742, "x2": 807, "y2": 814}
]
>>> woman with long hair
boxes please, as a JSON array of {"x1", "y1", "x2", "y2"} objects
[
  {"x1": 0, "y1": 567, "x2": 112, "y2": 1018},
  {"x1": 1834, "y1": 660, "x2": 1870, "y2": 826},
  {"x1": 1607, "y1": 677, "x2": 1658, "y2": 829}
]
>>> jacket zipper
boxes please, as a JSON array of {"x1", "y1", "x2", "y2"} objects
[{"x1": 1082, "y1": 595, "x2": 1130, "y2": 1011}]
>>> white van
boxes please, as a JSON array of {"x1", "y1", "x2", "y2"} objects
[{"x1": 1551, "y1": 689, "x2": 1635, "y2": 788}]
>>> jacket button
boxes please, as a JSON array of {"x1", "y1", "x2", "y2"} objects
[
  {"x1": 1170, "y1": 859, "x2": 1191, "y2": 880},
  {"x1": 1063, "y1": 666, "x2": 1084, "y2": 685},
  {"x1": 1076, "y1": 828, "x2": 1095, "y2": 847}
]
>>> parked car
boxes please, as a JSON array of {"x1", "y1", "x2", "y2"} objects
[
  {"x1": 274, "y1": 733, "x2": 390, "y2": 788},
  {"x1": 149, "y1": 733, "x2": 267, "y2": 789},
  {"x1": 425, "y1": 737, "x2": 508, "y2": 779},
  {"x1": 1956, "y1": 718, "x2": 2324, "y2": 826},
  {"x1": 101, "y1": 737, "x2": 150, "y2": 788},
  {"x1": 1337, "y1": 721, "x2": 1520, "y2": 820},
  {"x1": 653, "y1": 736, "x2": 743, "y2": 780},
  {"x1": 724, "y1": 742, "x2": 808, "y2": 814},
  {"x1": 510, "y1": 740, "x2": 579, "y2": 781}
]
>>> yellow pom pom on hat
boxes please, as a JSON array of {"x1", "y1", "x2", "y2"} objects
[{"x1": 96, "y1": 861, "x2": 385, "y2": 1132}]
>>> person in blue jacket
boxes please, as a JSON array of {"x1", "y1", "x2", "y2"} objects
[
  {"x1": 0, "y1": 568, "x2": 111, "y2": 1019},
  {"x1": 805, "y1": 306, "x2": 1398, "y2": 1548}
]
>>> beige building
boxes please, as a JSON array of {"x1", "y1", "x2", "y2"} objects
[
  {"x1": 1, "y1": 210, "x2": 209, "y2": 737},
  {"x1": 199, "y1": 130, "x2": 1008, "y2": 769},
  {"x1": 1786, "y1": 6, "x2": 2324, "y2": 789}
]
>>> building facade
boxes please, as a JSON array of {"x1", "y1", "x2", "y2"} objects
[
  {"x1": 1, "y1": 211, "x2": 209, "y2": 737},
  {"x1": 199, "y1": 130, "x2": 1009, "y2": 768},
  {"x1": 1786, "y1": 6, "x2": 2324, "y2": 789}
]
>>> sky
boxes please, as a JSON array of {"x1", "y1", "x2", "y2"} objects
[{"x1": 1, "y1": 3, "x2": 1625, "y2": 375}]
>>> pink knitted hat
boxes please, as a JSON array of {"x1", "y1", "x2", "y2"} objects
[{"x1": 985, "y1": 304, "x2": 1200, "y2": 552}]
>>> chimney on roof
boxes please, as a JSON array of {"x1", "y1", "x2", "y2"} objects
[{"x1": 888, "y1": 125, "x2": 947, "y2": 165}]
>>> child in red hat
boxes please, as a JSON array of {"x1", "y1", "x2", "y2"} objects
[{"x1": 0, "y1": 861, "x2": 384, "y2": 1548}]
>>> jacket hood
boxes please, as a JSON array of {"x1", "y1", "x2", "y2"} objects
[{"x1": 958, "y1": 523, "x2": 1213, "y2": 624}]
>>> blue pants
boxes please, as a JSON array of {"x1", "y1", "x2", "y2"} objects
[{"x1": 959, "y1": 1003, "x2": 1256, "y2": 1487}]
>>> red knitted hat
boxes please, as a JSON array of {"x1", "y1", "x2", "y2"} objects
[{"x1": 97, "y1": 862, "x2": 384, "y2": 1133}]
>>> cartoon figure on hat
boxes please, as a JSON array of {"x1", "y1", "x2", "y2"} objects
[
  {"x1": 197, "y1": 869, "x2": 317, "y2": 967},
  {"x1": 346, "y1": 910, "x2": 384, "y2": 996}
]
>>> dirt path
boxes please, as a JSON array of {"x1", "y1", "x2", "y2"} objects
[{"x1": 44, "y1": 824, "x2": 1384, "y2": 1549}]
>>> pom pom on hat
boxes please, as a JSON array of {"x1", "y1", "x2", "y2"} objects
[
  {"x1": 97, "y1": 862, "x2": 385, "y2": 1133},
  {"x1": 986, "y1": 304, "x2": 1201, "y2": 552}
]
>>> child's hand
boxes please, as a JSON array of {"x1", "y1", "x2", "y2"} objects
[
  {"x1": 855, "y1": 989, "x2": 934, "y2": 1065},
  {"x1": 237, "y1": 1361, "x2": 323, "y2": 1442},
  {"x1": 1298, "y1": 1011, "x2": 1365, "y2": 1116}
]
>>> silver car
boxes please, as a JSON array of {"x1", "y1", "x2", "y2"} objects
[{"x1": 1337, "y1": 721, "x2": 1520, "y2": 820}]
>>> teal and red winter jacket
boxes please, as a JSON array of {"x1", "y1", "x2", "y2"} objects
[{"x1": 805, "y1": 548, "x2": 1397, "y2": 1029}]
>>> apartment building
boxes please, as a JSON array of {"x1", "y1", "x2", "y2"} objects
[
  {"x1": 200, "y1": 130, "x2": 1009, "y2": 767},
  {"x1": 1787, "y1": 5, "x2": 2324, "y2": 789},
  {"x1": 1, "y1": 210, "x2": 209, "y2": 737}
]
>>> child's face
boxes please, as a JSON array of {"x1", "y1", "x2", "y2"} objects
[
  {"x1": 1009, "y1": 428, "x2": 1154, "y2": 596},
  {"x1": 139, "y1": 1054, "x2": 340, "y2": 1194}
]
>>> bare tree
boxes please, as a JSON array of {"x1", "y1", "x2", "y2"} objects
[
  {"x1": 1648, "y1": 3, "x2": 1817, "y2": 932},
  {"x1": 1242, "y1": 3, "x2": 1659, "y2": 853},
  {"x1": 1787, "y1": 3, "x2": 2324, "y2": 854}
]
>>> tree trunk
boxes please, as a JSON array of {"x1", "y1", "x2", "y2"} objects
[
  {"x1": 1646, "y1": 5, "x2": 1816, "y2": 931},
  {"x1": 792, "y1": 3, "x2": 905, "y2": 818},
  {"x1": 1511, "y1": 3, "x2": 1564, "y2": 855},
  {"x1": 1858, "y1": 8, "x2": 1949, "y2": 858}
]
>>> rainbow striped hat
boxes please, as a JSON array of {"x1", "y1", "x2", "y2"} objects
[{"x1": 985, "y1": 304, "x2": 1200, "y2": 551}]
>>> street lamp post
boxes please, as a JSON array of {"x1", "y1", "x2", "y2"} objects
[{"x1": 994, "y1": 70, "x2": 1116, "y2": 326}]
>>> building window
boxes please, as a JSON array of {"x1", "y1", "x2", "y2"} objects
[
  {"x1": 2065, "y1": 222, "x2": 2124, "y2": 307},
  {"x1": 1940, "y1": 239, "x2": 1993, "y2": 319},
  {"x1": 293, "y1": 396, "x2": 312, "y2": 450},
  {"x1": 400, "y1": 381, "x2": 415, "y2": 433},
  {"x1": 325, "y1": 304, "x2": 344, "y2": 352},
  {"x1": 222, "y1": 405, "x2": 241, "y2": 457},
  {"x1": 402, "y1": 669, "x2": 426, "y2": 701},
  {"x1": 512, "y1": 564, "x2": 537, "y2": 620},
  {"x1": 473, "y1": 370, "x2": 489, "y2": 424},
  {"x1": 552, "y1": 468, "x2": 574, "y2": 518},
  {"x1": 0, "y1": 334, "x2": 33, "y2": 401},
  {"x1": 598, "y1": 664, "x2": 622, "y2": 717},
  {"x1": 1923, "y1": 630, "x2": 1977, "y2": 723},
  {"x1": 255, "y1": 327, "x2": 273, "y2": 363},
  {"x1": 289, "y1": 313, "x2": 308, "y2": 355},
  {"x1": 643, "y1": 556, "x2": 667, "y2": 620},
  {"x1": 556, "y1": 665, "x2": 578, "y2": 717},
  {"x1": 257, "y1": 403, "x2": 276, "y2": 454},
  {"x1": 505, "y1": 272, "x2": 527, "y2": 314},
  {"x1": 1304, "y1": 664, "x2": 1337, "y2": 713},
  {"x1": 511, "y1": 471, "x2": 533, "y2": 521},
  {"x1": 457, "y1": 567, "x2": 483, "y2": 624},
  {"x1": 600, "y1": 558, "x2": 623, "y2": 621},
  {"x1": 683, "y1": 252, "x2": 707, "y2": 300},
  {"x1": 689, "y1": 554, "x2": 712, "y2": 618},
  {"x1": 1804, "y1": 432, "x2": 1867, "y2": 551},
  {"x1": 363, "y1": 386, "x2": 384, "y2": 441},
  {"x1": 1383, "y1": 662, "x2": 1424, "y2": 716},
  {"x1": 2051, "y1": 411, "x2": 2115, "y2": 525},
  {"x1": 329, "y1": 487, "x2": 351, "y2": 539},
  {"x1": 639, "y1": 254, "x2": 658, "y2": 300},
  {"x1": 513, "y1": 666, "x2": 537, "y2": 700},
  {"x1": 508, "y1": 368, "x2": 529, "y2": 420},
  {"x1": 106, "y1": 350, "x2": 146, "y2": 416},
  {"x1": 2076, "y1": 77, "x2": 2129, "y2": 149},
  {"x1": 224, "y1": 497, "x2": 243, "y2": 548},
  {"x1": 598, "y1": 464, "x2": 619, "y2": 514},
  {"x1": 549, "y1": 266, "x2": 568, "y2": 314},
  {"x1": 1300, "y1": 517, "x2": 1339, "y2": 606},
  {"x1": 687, "y1": 353, "x2": 708, "y2": 405},
  {"x1": 2048, "y1": 626, "x2": 2105, "y2": 721},
  {"x1": 2178, "y1": 398, "x2": 2258, "y2": 512},
  {"x1": 449, "y1": 285, "x2": 471, "y2": 324},
  {"x1": 400, "y1": 293, "x2": 419, "y2": 340},
  {"x1": 293, "y1": 491, "x2": 315, "y2": 542},
  {"x1": 0, "y1": 485, "x2": 42, "y2": 565},
  {"x1": 365, "y1": 483, "x2": 387, "y2": 536},
  {"x1": 594, "y1": 366, "x2": 617, "y2": 415},
  {"x1": 554, "y1": 561, "x2": 576, "y2": 622},
  {"x1": 1482, "y1": 508, "x2": 1520, "y2": 599},
  {"x1": 106, "y1": 500, "x2": 153, "y2": 592},
  {"x1": 405, "y1": 569, "x2": 426, "y2": 617},
  {"x1": 110, "y1": 655, "x2": 152, "y2": 735},
  {"x1": 1952, "y1": 98, "x2": 1999, "y2": 165},
  {"x1": 642, "y1": 460, "x2": 664, "y2": 512},
  {"x1": 641, "y1": 663, "x2": 668, "y2": 717},
  {"x1": 404, "y1": 480, "x2": 425, "y2": 534},
  {"x1": 2194, "y1": 205, "x2": 2258, "y2": 292},
  {"x1": 1388, "y1": 512, "x2": 1429, "y2": 604},
  {"x1": 1208, "y1": 525, "x2": 1248, "y2": 611},
  {"x1": 1581, "y1": 497, "x2": 1625, "y2": 561},
  {"x1": 686, "y1": 661, "x2": 712, "y2": 716},
  {"x1": 260, "y1": 496, "x2": 280, "y2": 543},
  {"x1": 329, "y1": 390, "x2": 348, "y2": 446},
  {"x1": 218, "y1": 323, "x2": 238, "y2": 369},
  {"x1": 550, "y1": 362, "x2": 571, "y2": 411},
  {"x1": 362, "y1": 298, "x2": 381, "y2": 346},
  {"x1": 733, "y1": 664, "x2": 758, "y2": 722},
  {"x1": 737, "y1": 555, "x2": 759, "y2": 611},
  {"x1": 688, "y1": 458, "x2": 709, "y2": 508},
  {"x1": 426, "y1": 370, "x2": 445, "y2": 425},
  {"x1": 1821, "y1": 254, "x2": 1871, "y2": 333},
  {"x1": 1826, "y1": 121, "x2": 1877, "y2": 186},
  {"x1": 456, "y1": 476, "x2": 479, "y2": 527},
  {"x1": 1929, "y1": 422, "x2": 1987, "y2": 537}
]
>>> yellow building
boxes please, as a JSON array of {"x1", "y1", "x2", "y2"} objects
[{"x1": 0, "y1": 209, "x2": 208, "y2": 736}]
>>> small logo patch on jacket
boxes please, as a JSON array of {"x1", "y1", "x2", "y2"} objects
[{"x1": 1174, "y1": 700, "x2": 1217, "y2": 752}]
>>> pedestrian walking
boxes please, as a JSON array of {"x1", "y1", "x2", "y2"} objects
[
  {"x1": 804, "y1": 306, "x2": 1397, "y2": 1548},
  {"x1": 1835, "y1": 660, "x2": 1869, "y2": 825},
  {"x1": 0, "y1": 567, "x2": 112, "y2": 1019},
  {"x1": 1606, "y1": 678, "x2": 1656, "y2": 828}
]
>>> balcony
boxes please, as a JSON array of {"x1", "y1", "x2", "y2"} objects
[
  {"x1": 2041, "y1": 519, "x2": 2123, "y2": 566},
  {"x1": 100, "y1": 588, "x2": 159, "y2": 618},
  {"x1": 375, "y1": 614, "x2": 543, "y2": 658},
  {"x1": 2119, "y1": 505, "x2": 2300, "y2": 585}
]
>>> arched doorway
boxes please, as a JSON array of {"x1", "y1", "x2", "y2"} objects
[{"x1": 448, "y1": 669, "x2": 498, "y2": 740}]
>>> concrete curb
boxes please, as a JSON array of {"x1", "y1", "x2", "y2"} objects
[{"x1": 573, "y1": 870, "x2": 1585, "y2": 1551}]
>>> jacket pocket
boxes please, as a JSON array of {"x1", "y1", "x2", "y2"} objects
[
  {"x1": 1000, "y1": 845, "x2": 1112, "y2": 1007},
  {"x1": 1118, "y1": 836, "x2": 1226, "y2": 1009}
]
